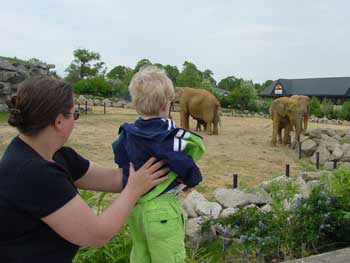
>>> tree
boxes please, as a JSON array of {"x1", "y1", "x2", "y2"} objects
[
  {"x1": 163, "y1": 65, "x2": 180, "y2": 85},
  {"x1": 227, "y1": 80, "x2": 258, "y2": 111},
  {"x1": 201, "y1": 69, "x2": 216, "y2": 88},
  {"x1": 176, "y1": 61, "x2": 202, "y2": 87},
  {"x1": 74, "y1": 77, "x2": 113, "y2": 97},
  {"x1": 65, "y1": 49, "x2": 105, "y2": 84},
  {"x1": 106, "y1": 65, "x2": 134, "y2": 99},
  {"x1": 255, "y1": 80, "x2": 273, "y2": 93},
  {"x1": 134, "y1": 59, "x2": 152, "y2": 73},
  {"x1": 217, "y1": 76, "x2": 242, "y2": 91}
]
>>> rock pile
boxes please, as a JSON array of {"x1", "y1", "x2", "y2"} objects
[
  {"x1": 301, "y1": 128, "x2": 350, "y2": 168},
  {"x1": 0, "y1": 58, "x2": 54, "y2": 111},
  {"x1": 183, "y1": 170, "x2": 334, "y2": 246}
]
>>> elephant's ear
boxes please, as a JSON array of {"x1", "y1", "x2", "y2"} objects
[
  {"x1": 274, "y1": 102, "x2": 288, "y2": 117},
  {"x1": 286, "y1": 100, "x2": 298, "y2": 114}
]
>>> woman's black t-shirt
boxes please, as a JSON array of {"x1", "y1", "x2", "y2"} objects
[{"x1": 0, "y1": 136, "x2": 90, "y2": 263}]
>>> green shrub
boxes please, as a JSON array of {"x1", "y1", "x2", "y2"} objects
[
  {"x1": 340, "y1": 101, "x2": 350, "y2": 120},
  {"x1": 310, "y1": 97, "x2": 323, "y2": 117},
  {"x1": 321, "y1": 99, "x2": 335, "y2": 119},
  {"x1": 74, "y1": 77, "x2": 113, "y2": 97}
]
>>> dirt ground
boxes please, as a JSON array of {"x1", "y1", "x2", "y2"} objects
[{"x1": 1, "y1": 107, "x2": 349, "y2": 196}]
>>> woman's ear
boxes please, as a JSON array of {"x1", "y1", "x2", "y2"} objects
[{"x1": 53, "y1": 113, "x2": 64, "y2": 131}]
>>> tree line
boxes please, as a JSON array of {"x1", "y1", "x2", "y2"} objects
[{"x1": 62, "y1": 48, "x2": 273, "y2": 112}]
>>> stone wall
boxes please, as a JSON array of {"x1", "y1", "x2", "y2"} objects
[{"x1": 0, "y1": 58, "x2": 55, "y2": 111}]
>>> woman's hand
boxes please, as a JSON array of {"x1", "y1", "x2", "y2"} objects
[{"x1": 125, "y1": 157, "x2": 169, "y2": 198}]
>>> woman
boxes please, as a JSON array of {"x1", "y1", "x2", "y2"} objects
[{"x1": 0, "y1": 76, "x2": 169, "y2": 263}]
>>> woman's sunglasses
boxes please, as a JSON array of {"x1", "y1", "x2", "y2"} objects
[{"x1": 63, "y1": 109, "x2": 80, "y2": 120}]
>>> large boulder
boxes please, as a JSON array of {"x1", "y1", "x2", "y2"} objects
[
  {"x1": 182, "y1": 191, "x2": 207, "y2": 218},
  {"x1": 194, "y1": 201, "x2": 222, "y2": 219},
  {"x1": 213, "y1": 188, "x2": 271, "y2": 209},
  {"x1": 329, "y1": 147, "x2": 344, "y2": 161},
  {"x1": 301, "y1": 139, "x2": 317, "y2": 157},
  {"x1": 310, "y1": 145, "x2": 330, "y2": 165}
]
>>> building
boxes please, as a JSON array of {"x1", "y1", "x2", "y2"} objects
[{"x1": 259, "y1": 77, "x2": 350, "y2": 103}]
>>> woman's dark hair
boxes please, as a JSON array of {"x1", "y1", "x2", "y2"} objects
[{"x1": 6, "y1": 76, "x2": 74, "y2": 136}]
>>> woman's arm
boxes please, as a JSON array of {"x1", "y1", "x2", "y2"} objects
[
  {"x1": 74, "y1": 161, "x2": 123, "y2": 193},
  {"x1": 42, "y1": 158, "x2": 169, "y2": 248}
]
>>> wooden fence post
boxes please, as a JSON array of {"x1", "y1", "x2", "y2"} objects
[
  {"x1": 286, "y1": 164, "x2": 290, "y2": 178},
  {"x1": 233, "y1": 174, "x2": 238, "y2": 189}
]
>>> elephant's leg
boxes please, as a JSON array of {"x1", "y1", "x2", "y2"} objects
[
  {"x1": 196, "y1": 120, "x2": 201, "y2": 131},
  {"x1": 203, "y1": 122, "x2": 207, "y2": 132},
  {"x1": 303, "y1": 116, "x2": 309, "y2": 134},
  {"x1": 180, "y1": 110, "x2": 190, "y2": 129},
  {"x1": 271, "y1": 117, "x2": 279, "y2": 146},
  {"x1": 277, "y1": 127, "x2": 282, "y2": 144},
  {"x1": 213, "y1": 121, "x2": 219, "y2": 135},
  {"x1": 282, "y1": 122, "x2": 292, "y2": 145},
  {"x1": 206, "y1": 122, "x2": 213, "y2": 135}
]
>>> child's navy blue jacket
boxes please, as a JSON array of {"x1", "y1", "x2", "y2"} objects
[{"x1": 112, "y1": 117, "x2": 204, "y2": 197}]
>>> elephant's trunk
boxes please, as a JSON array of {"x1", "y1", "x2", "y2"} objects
[{"x1": 291, "y1": 115, "x2": 303, "y2": 149}]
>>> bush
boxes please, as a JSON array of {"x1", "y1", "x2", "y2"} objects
[
  {"x1": 74, "y1": 77, "x2": 113, "y2": 97},
  {"x1": 225, "y1": 81, "x2": 259, "y2": 112},
  {"x1": 310, "y1": 97, "x2": 323, "y2": 117},
  {"x1": 340, "y1": 101, "x2": 350, "y2": 120},
  {"x1": 321, "y1": 99, "x2": 335, "y2": 119},
  {"x1": 256, "y1": 98, "x2": 272, "y2": 114}
]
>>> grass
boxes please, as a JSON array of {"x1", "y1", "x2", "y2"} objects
[
  {"x1": 0, "y1": 112, "x2": 8, "y2": 123},
  {"x1": 0, "y1": 56, "x2": 30, "y2": 65}
]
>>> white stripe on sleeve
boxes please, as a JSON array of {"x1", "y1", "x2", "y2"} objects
[
  {"x1": 176, "y1": 129, "x2": 185, "y2": 138},
  {"x1": 180, "y1": 139, "x2": 187, "y2": 151},
  {"x1": 173, "y1": 138, "x2": 180, "y2": 151}
]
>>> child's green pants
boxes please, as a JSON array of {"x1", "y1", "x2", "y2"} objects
[{"x1": 128, "y1": 193, "x2": 186, "y2": 263}]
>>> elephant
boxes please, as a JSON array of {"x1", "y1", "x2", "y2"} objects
[
  {"x1": 175, "y1": 87, "x2": 221, "y2": 135},
  {"x1": 269, "y1": 95, "x2": 310, "y2": 148}
]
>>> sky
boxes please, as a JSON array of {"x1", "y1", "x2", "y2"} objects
[{"x1": 1, "y1": 0, "x2": 350, "y2": 83}]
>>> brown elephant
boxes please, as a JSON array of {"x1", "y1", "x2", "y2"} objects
[
  {"x1": 175, "y1": 87, "x2": 221, "y2": 135},
  {"x1": 269, "y1": 95, "x2": 310, "y2": 148}
]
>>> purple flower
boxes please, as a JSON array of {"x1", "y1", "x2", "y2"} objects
[{"x1": 240, "y1": 235, "x2": 248, "y2": 242}]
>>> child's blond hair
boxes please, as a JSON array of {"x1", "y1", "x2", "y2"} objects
[{"x1": 128, "y1": 66, "x2": 175, "y2": 116}]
